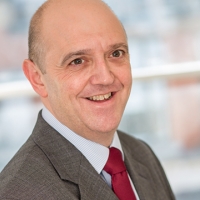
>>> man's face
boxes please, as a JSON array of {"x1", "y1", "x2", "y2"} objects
[{"x1": 39, "y1": 0, "x2": 132, "y2": 143}]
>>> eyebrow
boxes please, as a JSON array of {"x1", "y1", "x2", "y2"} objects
[
  {"x1": 59, "y1": 42, "x2": 129, "y2": 67},
  {"x1": 59, "y1": 49, "x2": 92, "y2": 67},
  {"x1": 109, "y1": 43, "x2": 129, "y2": 52}
]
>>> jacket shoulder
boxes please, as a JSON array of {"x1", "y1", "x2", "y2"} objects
[
  {"x1": 117, "y1": 130, "x2": 175, "y2": 200},
  {"x1": 0, "y1": 137, "x2": 79, "y2": 200}
]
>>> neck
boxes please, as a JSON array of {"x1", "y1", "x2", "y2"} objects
[{"x1": 75, "y1": 129, "x2": 116, "y2": 147}]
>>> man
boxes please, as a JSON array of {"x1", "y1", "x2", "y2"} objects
[{"x1": 0, "y1": 0, "x2": 175, "y2": 199}]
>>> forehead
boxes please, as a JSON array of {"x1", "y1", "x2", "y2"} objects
[{"x1": 41, "y1": 0, "x2": 127, "y2": 51}]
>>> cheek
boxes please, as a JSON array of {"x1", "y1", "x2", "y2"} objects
[
  {"x1": 64, "y1": 71, "x2": 90, "y2": 94},
  {"x1": 117, "y1": 66, "x2": 132, "y2": 88},
  {"x1": 44, "y1": 75, "x2": 64, "y2": 104}
]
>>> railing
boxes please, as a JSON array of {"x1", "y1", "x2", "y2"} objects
[{"x1": 0, "y1": 61, "x2": 200, "y2": 100}]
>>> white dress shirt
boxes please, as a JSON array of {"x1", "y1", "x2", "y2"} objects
[{"x1": 42, "y1": 107, "x2": 140, "y2": 200}]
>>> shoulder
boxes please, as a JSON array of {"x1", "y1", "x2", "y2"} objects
[
  {"x1": 0, "y1": 137, "x2": 53, "y2": 199},
  {"x1": 117, "y1": 130, "x2": 175, "y2": 199},
  {"x1": 0, "y1": 112, "x2": 80, "y2": 199}
]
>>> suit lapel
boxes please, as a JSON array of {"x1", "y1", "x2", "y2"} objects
[
  {"x1": 124, "y1": 149, "x2": 157, "y2": 200},
  {"x1": 78, "y1": 157, "x2": 118, "y2": 200},
  {"x1": 119, "y1": 132, "x2": 157, "y2": 200},
  {"x1": 32, "y1": 113, "x2": 118, "y2": 200}
]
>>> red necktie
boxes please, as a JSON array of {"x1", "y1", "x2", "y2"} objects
[{"x1": 103, "y1": 147, "x2": 137, "y2": 200}]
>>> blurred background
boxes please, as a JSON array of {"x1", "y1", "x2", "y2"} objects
[{"x1": 0, "y1": 0, "x2": 200, "y2": 199}]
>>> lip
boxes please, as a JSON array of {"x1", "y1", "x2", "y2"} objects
[
  {"x1": 80, "y1": 80, "x2": 123, "y2": 100},
  {"x1": 82, "y1": 92, "x2": 117, "y2": 106},
  {"x1": 86, "y1": 92, "x2": 112, "y2": 101},
  {"x1": 79, "y1": 83, "x2": 123, "y2": 105}
]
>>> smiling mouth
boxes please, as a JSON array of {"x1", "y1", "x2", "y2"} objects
[{"x1": 87, "y1": 92, "x2": 112, "y2": 101}]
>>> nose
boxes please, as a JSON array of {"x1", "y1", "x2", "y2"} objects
[{"x1": 89, "y1": 59, "x2": 114, "y2": 85}]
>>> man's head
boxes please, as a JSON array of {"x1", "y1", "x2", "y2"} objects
[
  {"x1": 23, "y1": 0, "x2": 132, "y2": 146},
  {"x1": 28, "y1": 0, "x2": 51, "y2": 73}
]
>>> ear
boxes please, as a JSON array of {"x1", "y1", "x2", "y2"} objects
[{"x1": 23, "y1": 59, "x2": 48, "y2": 98}]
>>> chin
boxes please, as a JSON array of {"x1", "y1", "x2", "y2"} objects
[{"x1": 89, "y1": 120, "x2": 120, "y2": 134}]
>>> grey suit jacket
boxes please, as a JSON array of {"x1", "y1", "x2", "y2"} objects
[{"x1": 0, "y1": 112, "x2": 175, "y2": 200}]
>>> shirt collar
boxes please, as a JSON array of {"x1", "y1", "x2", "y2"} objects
[{"x1": 42, "y1": 107, "x2": 124, "y2": 174}]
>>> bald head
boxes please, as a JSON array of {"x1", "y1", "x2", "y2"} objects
[
  {"x1": 28, "y1": 0, "x2": 49, "y2": 73},
  {"x1": 28, "y1": 0, "x2": 126, "y2": 73}
]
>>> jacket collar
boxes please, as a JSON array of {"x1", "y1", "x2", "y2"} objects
[
  {"x1": 32, "y1": 112, "x2": 118, "y2": 200},
  {"x1": 118, "y1": 131, "x2": 157, "y2": 200}
]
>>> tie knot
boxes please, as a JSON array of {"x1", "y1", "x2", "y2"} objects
[{"x1": 103, "y1": 147, "x2": 126, "y2": 175}]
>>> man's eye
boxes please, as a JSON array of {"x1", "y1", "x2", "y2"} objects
[
  {"x1": 111, "y1": 50, "x2": 124, "y2": 57},
  {"x1": 70, "y1": 58, "x2": 84, "y2": 65}
]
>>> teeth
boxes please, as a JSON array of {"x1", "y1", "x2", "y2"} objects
[{"x1": 88, "y1": 93, "x2": 112, "y2": 101}]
